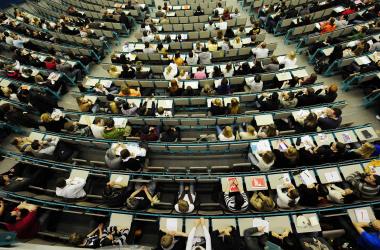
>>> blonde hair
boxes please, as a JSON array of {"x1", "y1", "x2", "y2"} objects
[
  {"x1": 288, "y1": 51, "x2": 296, "y2": 60},
  {"x1": 229, "y1": 98, "x2": 240, "y2": 114},
  {"x1": 109, "y1": 101, "x2": 119, "y2": 114},
  {"x1": 284, "y1": 146, "x2": 299, "y2": 161},
  {"x1": 222, "y1": 126, "x2": 233, "y2": 138},
  {"x1": 356, "y1": 142, "x2": 375, "y2": 159},
  {"x1": 165, "y1": 65, "x2": 172, "y2": 74},
  {"x1": 109, "y1": 65, "x2": 118, "y2": 72},
  {"x1": 160, "y1": 235, "x2": 174, "y2": 248},
  {"x1": 40, "y1": 113, "x2": 51, "y2": 123},
  {"x1": 213, "y1": 98, "x2": 222, "y2": 107},
  {"x1": 235, "y1": 36, "x2": 241, "y2": 43},
  {"x1": 247, "y1": 125, "x2": 256, "y2": 135}
]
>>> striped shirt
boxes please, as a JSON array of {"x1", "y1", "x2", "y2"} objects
[
  {"x1": 346, "y1": 172, "x2": 380, "y2": 199},
  {"x1": 224, "y1": 192, "x2": 248, "y2": 212}
]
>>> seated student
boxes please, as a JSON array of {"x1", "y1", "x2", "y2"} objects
[
  {"x1": 193, "y1": 65, "x2": 207, "y2": 80},
  {"x1": 231, "y1": 36, "x2": 242, "y2": 49},
  {"x1": 4, "y1": 201, "x2": 39, "y2": 238},
  {"x1": 245, "y1": 75, "x2": 263, "y2": 93},
  {"x1": 156, "y1": 228, "x2": 187, "y2": 250},
  {"x1": 69, "y1": 223, "x2": 130, "y2": 248},
  {"x1": 347, "y1": 172, "x2": 380, "y2": 199},
  {"x1": 326, "y1": 183, "x2": 356, "y2": 204},
  {"x1": 296, "y1": 88, "x2": 318, "y2": 107},
  {"x1": 257, "y1": 124, "x2": 279, "y2": 138},
  {"x1": 223, "y1": 178, "x2": 249, "y2": 212},
  {"x1": 279, "y1": 92, "x2": 298, "y2": 108},
  {"x1": 293, "y1": 112, "x2": 318, "y2": 133},
  {"x1": 201, "y1": 84, "x2": 216, "y2": 96},
  {"x1": 209, "y1": 98, "x2": 226, "y2": 116},
  {"x1": 211, "y1": 225, "x2": 241, "y2": 250},
  {"x1": 251, "y1": 42, "x2": 269, "y2": 59},
  {"x1": 174, "y1": 182, "x2": 195, "y2": 214},
  {"x1": 299, "y1": 73, "x2": 317, "y2": 86},
  {"x1": 216, "y1": 125, "x2": 235, "y2": 141},
  {"x1": 252, "y1": 151, "x2": 276, "y2": 171},
  {"x1": 262, "y1": 56, "x2": 280, "y2": 72},
  {"x1": 316, "y1": 84, "x2": 338, "y2": 103},
  {"x1": 258, "y1": 92, "x2": 280, "y2": 111},
  {"x1": 278, "y1": 51, "x2": 297, "y2": 69},
  {"x1": 105, "y1": 146, "x2": 142, "y2": 171},
  {"x1": 119, "y1": 64, "x2": 136, "y2": 79},
  {"x1": 30, "y1": 138, "x2": 59, "y2": 158},
  {"x1": 103, "y1": 119, "x2": 130, "y2": 140},
  {"x1": 168, "y1": 79, "x2": 182, "y2": 96},
  {"x1": 276, "y1": 183, "x2": 300, "y2": 209},
  {"x1": 243, "y1": 226, "x2": 267, "y2": 250},
  {"x1": 126, "y1": 180, "x2": 159, "y2": 210},
  {"x1": 90, "y1": 118, "x2": 105, "y2": 139},
  {"x1": 173, "y1": 52, "x2": 185, "y2": 66},
  {"x1": 140, "y1": 125, "x2": 160, "y2": 141},
  {"x1": 317, "y1": 108, "x2": 342, "y2": 130},
  {"x1": 186, "y1": 51, "x2": 199, "y2": 65},
  {"x1": 216, "y1": 78, "x2": 231, "y2": 95},
  {"x1": 272, "y1": 143, "x2": 299, "y2": 169},
  {"x1": 161, "y1": 127, "x2": 180, "y2": 142},
  {"x1": 352, "y1": 142, "x2": 380, "y2": 159},
  {"x1": 297, "y1": 183, "x2": 329, "y2": 207},
  {"x1": 39, "y1": 112, "x2": 68, "y2": 133},
  {"x1": 235, "y1": 62, "x2": 253, "y2": 76},
  {"x1": 194, "y1": 6, "x2": 204, "y2": 16},
  {"x1": 239, "y1": 125, "x2": 258, "y2": 140},
  {"x1": 320, "y1": 17, "x2": 336, "y2": 34},
  {"x1": 223, "y1": 63, "x2": 234, "y2": 77},
  {"x1": 55, "y1": 177, "x2": 86, "y2": 199},
  {"x1": 0, "y1": 164, "x2": 45, "y2": 192},
  {"x1": 250, "y1": 192, "x2": 275, "y2": 212},
  {"x1": 77, "y1": 96, "x2": 94, "y2": 113},
  {"x1": 208, "y1": 38, "x2": 218, "y2": 52},
  {"x1": 198, "y1": 47, "x2": 212, "y2": 65},
  {"x1": 352, "y1": 218, "x2": 380, "y2": 250},
  {"x1": 210, "y1": 66, "x2": 223, "y2": 78},
  {"x1": 164, "y1": 63, "x2": 178, "y2": 80},
  {"x1": 186, "y1": 218, "x2": 211, "y2": 250},
  {"x1": 227, "y1": 98, "x2": 241, "y2": 114}
]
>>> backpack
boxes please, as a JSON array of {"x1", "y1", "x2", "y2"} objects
[
  {"x1": 53, "y1": 141, "x2": 74, "y2": 161},
  {"x1": 102, "y1": 185, "x2": 129, "y2": 207}
]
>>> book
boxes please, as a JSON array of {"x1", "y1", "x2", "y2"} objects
[
  {"x1": 300, "y1": 170, "x2": 316, "y2": 186},
  {"x1": 251, "y1": 176, "x2": 267, "y2": 190},
  {"x1": 227, "y1": 177, "x2": 240, "y2": 192},
  {"x1": 324, "y1": 171, "x2": 341, "y2": 183},
  {"x1": 166, "y1": 218, "x2": 178, "y2": 231},
  {"x1": 100, "y1": 80, "x2": 112, "y2": 88},
  {"x1": 355, "y1": 56, "x2": 371, "y2": 65},
  {"x1": 355, "y1": 209, "x2": 370, "y2": 223},
  {"x1": 252, "y1": 218, "x2": 269, "y2": 234}
]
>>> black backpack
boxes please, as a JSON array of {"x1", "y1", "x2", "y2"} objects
[
  {"x1": 102, "y1": 185, "x2": 129, "y2": 207},
  {"x1": 53, "y1": 141, "x2": 74, "y2": 162}
]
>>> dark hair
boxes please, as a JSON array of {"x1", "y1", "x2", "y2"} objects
[
  {"x1": 343, "y1": 193, "x2": 356, "y2": 204},
  {"x1": 31, "y1": 140, "x2": 40, "y2": 150},
  {"x1": 0, "y1": 176, "x2": 6, "y2": 187},
  {"x1": 317, "y1": 184, "x2": 329, "y2": 197},
  {"x1": 120, "y1": 149, "x2": 131, "y2": 159},
  {"x1": 271, "y1": 92, "x2": 279, "y2": 100},
  {"x1": 254, "y1": 75, "x2": 261, "y2": 82},
  {"x1": 105, "y1": 119, "x2": 115, "y2": 129},
  {"x1": 19, "y1": 208, "x2": 29, "y2": 219},
  {"x1": 56, "y1": 177, "x2": 67, "y2": 188},
  {"x1": 335, "y1": 142, "x2": 346, "y2": 154},
  {"x1": 333, "y1": 108, "x2": 342, "y2": 117}
]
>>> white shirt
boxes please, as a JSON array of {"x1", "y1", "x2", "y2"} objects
[
  {"x1": 218, "y1": 133, "x2": 235, "y2": 141},
  {"x1": 174, "y1": 193, "x2": 195, "y2": 213},
  {"x1": 186, "y1": 225, "x2": 211, "y2": 250},
  {"x1": 253, "y1": 152, "x2": 274, "y2": 171},
  {"x1": 90, "y1": 124, "x2": 105, "y2": 138},
  {"x1": 223, "y1": 68, "x2": 234, "y2": 77},
  {"x1": 141, "y1": 35, "x2": 154, "y2": 43},
  {"x1": 215, "y1": 7, "x2": 224, "y2": 15},
  {"x1": 143, "y1": 47, "x2": 155, "y2": 54},
  {"x1": 326, "y1": 184, "x2": 345, "y2": 204},
  {"x1": 5, "y1": 36, "x2": 14, "y2": 45},
  {"x1": 276, "y1": 184, "x2": 300, "y2": 208},
  {"x1": 246, "y1": 79, "x2": 263, "y2": 93},
  {"x1": 186, "y1": 54, "x2": 198, "y2": 65},
  {"x1": 56, "y1": 177, "x2": 86, "y2": 199},
  {"x1": 252, "y1": 47, "x2": 269, "y2": 59},
  {"x1": 278, "y1": 57, "x2": 297, "y2": 69}
]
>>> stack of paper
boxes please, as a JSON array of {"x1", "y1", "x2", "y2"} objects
[
  {"x1": 355, "y1": 209, "x2": 370, "y2": 223},
  {"x1": 166, "y1": 218, "x2": 178, "y2": 231},
  {"x1": 252, "y1": 218, "x2": 269, "y2": 234},
  {"x1": 300, "y1": 170, "x2": 316, "y2": 186}
]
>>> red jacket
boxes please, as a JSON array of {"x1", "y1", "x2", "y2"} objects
[{"x1": 6, "y1": 210, "x2": 39, "y2": 238}]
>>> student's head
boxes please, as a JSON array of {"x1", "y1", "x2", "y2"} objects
[
  {"x1": 254, "y1": 74, "x2": 261, "y2": 83},
  {"x1": 56, "y1": 177, "x2": 67, "y2": 188},
  {"x1": 221, "y1": 77, "x2": 229, "y2": 87},
  {"x1": 371, "y1": 220, "x2": 380, "y2": 231},
  {"x1": 232, "y1": 192, "x2": 244, "y2": 210},
  {"x1": 223, "y1": 126, "x2": 233, "y2": 138},
  {"x1": 230, "y1": 98, "x2": 239, "y2": 107},
  {"x1": 31, "y1": 140, "x2": 41, "y2": 150},
  {"x1": 40, "y1": 113, "x2": 51, "y2": 123},
  {"x1": 160, "y1": 234, "x2": 174, "y2": 248},
  {"x1": 331, "y1": 142, "x2": 346, "y2": 153},
  {"x1": 284, "y1": 146, "x2": 298, "y2": 161},
  {"x1": 364, "y1": 173, "x2": 380, "y2": 186},
  {"x1": 177, "y1": 199, "x2": 189, "y2": 213},
  {"x1": 120, "y1": 149, "x2": 131, "y2": 160},
  {"x1": 144, "y1": 41, "x2": 149, "y2": 48},
  {"x1": 246, "y1": 125, "x2": 256, "y2": 135},
  {"x1": 261, "y1": 151, "x2": 276, "y2": 164},
  {"x1": 287, "y1": 51, "x2": 296, "y2": 60},
  {"x1": 261, "y1": 197, "x2": 275, "y2": 211},
  {"x1": 6, "y1": 208, "x2": 29, "y2": 223},
  {"x1": 304, "y1": 112, "x2": 317, "y2": 128},
  {"x1": 170, "y1": 79, "x2": 178, "y2": 88},
  {"x1": 329, "y1": 84, "x2": 338, "y2": 93},
  {"x1": 157, "y1": 106, "x2": 165, "y2": 115},
  {"x1": 260, "y1": 42, "x2": 267, "y2": 49},
  {"x1": 270, "y1": 92, "x2": 279, "y2": 101},
  {"x1": 105, "y1": 119, "x2": 115, "y2": 129},
  {"x1": 316, "y1": 184, "x2": 329, "y2": 197},
  {"x1": 197, "y1": 6, "x2": 201, "y2": 11},
  {"x1": 287, "y1": 186, "x2": 299, "y2": 199},
  {"x1": 332, "y1": 108, "x2": 342, "y2": 118}
]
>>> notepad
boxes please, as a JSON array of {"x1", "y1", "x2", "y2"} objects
[
  {"x1": 292, "y1": 69, "x2": 309, "y2": 78},
  {"x1": 113, "y1": 118, "x2": 128, "y2": 128},
  {"x1": 300, "y1": 170, "x2": 316, "y2": 186},
  {"x1": 325, "y1": 171, "x2": 341, "y2": 183},
  {"x1": 355, "y1": 209, "x2": 370, "y2": 223},
  {"x1": 252, "y1": 218, "x2": 269, "y2": 234},
  {"x1": 79, "y1": 115, "x2": 95, "y2": 126},
  {"x1": 115, "y1": 176, "x2": 123, "y2": 183},
  {"x1": 157, "y1": 99, "x2": 173, "y2": 109},
  {"x1": 323, "y1": 47, "x2": 334, "y2": 56},
  {"x1": 166, "y1": 218, "x2": 178, "y2": 231},
  {"x1": 100, "y1": 80, "x2": 112, "y2": 88},
  {"x1": 250, "y1": 140, "x2": 271, "y2": 153},
  {"x1": 309, "y1": 216, "x2": 319, "y2": 226},
  {"x1": 334, "y1": 6, "x2": 345, "y2": 12},
  {"x1": 355, "y1": 56, "x2": 371, "y2": 65},
  {"x1": 276, "y1": 72, "x2": 292, "y2": 81},
  {"x1": 301, "y1": 135, "x2": 315, "y2": 150}
]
